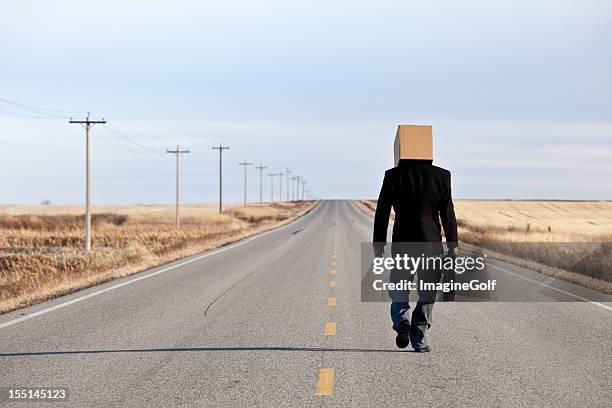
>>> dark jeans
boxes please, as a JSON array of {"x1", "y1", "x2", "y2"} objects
[{"x1": 389, "y1": 259, "x2": 443, "y2": 349}]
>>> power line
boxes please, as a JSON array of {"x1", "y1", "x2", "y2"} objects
[
  {"x1": 2, "y1": 98, "x2": 315, "y2": 205},
  {"x1": 188, "y1": 150, "x2": 207, "y2": 158},
  {"x1": 0, "y1": 96, "x2": 86, "y2": 115},
  {"x1": 94, "y1": 133, "x2": 153, "y2": 155},
  {"x1": 100, "y1": 125, "x2": 214, "y2": 158},
  {"x1": 103, "y1": 123, "x2": 165, "y2": 154},
  {"x1": 0, "y1": 108, "x2": 65, "y2": 120},
  {"x1": 0, "y1": 170, "x2": 236, "y2": 181},
  {"x1": 0, "y1": 98, "x2": 167, "y2": 155},
  {"x1": 1, "y1": 98, "x2": 171, "y2": 155}
]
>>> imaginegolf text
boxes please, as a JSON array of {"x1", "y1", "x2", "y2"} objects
[{"x1": 372, "y1": 279, "x2": 497, "y2": 293}]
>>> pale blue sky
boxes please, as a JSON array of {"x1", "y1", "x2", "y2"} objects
[{"x1": 1, "y1": 0, "x2": 611, "y2": 204}]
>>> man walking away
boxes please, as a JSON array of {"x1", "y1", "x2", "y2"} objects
[{"x1": 373, "y1": 125, "x2": 458, "y2": 352}]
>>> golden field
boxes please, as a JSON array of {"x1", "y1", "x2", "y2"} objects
[
  {"x1": 453, "y1": 200, "x2": 612, "y2": 242},
  {"x1": 355, "y1": 199, "x2": 612, "y2": 292},
  {"x1": 0, "y1": 201, "x2": 316, "y2": 313}
]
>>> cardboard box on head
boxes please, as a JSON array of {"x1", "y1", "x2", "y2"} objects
[{"x1": 394, "y1": 125, "x2": 433, "y2": 166}]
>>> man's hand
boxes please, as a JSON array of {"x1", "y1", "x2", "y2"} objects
[{"x1": 373, "y1": 245, "x2": 385, "y2": 258}]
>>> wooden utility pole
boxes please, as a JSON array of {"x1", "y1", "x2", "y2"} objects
[
  {"x1": 301, "y1": 180, "x2": 307, "y2": 201},
  {"x1": 295, "y1": 176, "x2": 302, "y2": 201},
  {"x1": 268, "y1": 173, "x2": 280, "y2": 203},
  {"x1": 290, "y1": 176, "x2": 297, "y2": 201},
  {"x1": 212, "y1": 144, "x2": 230, "y2": 213},
  {"x1": 69, "y1": 112, "x2": 106, "y2": 254},
  {"x1": 255, "y1": 165, "x2": 266, "y2": 205},
  {"x1": 239, "y1": 161, "x2": 253, "y2": 206},
  {"x1": 285, "y1": 168, "x2": 292, "y2": 201},
  {"x1": 167, "y1": 145, "x2": 190, "y2": 228},
  {"x1": 278, "y1": 171, "x2": 285, "y2": 202}
]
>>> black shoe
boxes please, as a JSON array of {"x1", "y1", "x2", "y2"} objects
[
  {"x1": 413, "y1": 345, "x2": 431, "y2": 353},
  {"x1": 395, "y1": 321, "x2": 411, "y2": 349}
]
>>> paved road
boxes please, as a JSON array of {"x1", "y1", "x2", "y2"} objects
[{"x1": 1, "y1": 200, "x2": 611, "y2": 407}]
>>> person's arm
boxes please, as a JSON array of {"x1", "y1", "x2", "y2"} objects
[
  {"x1": 439, "y1": 171, "x2": 458, "y2": 253},
  {"x1": 373, "y1": 171, "x2": 392, "y2": 256}
]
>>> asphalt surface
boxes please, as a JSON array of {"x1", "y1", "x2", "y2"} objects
[{"x1": 1, "y1": 200, "x2": 611, "y2": 407}]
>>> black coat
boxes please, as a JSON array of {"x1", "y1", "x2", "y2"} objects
[{"x1": 373, "y1": 159, "x2": 458, "y2": 252}]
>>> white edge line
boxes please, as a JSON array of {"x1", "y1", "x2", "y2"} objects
[
  {"x1": 489, "y1": 263, "x2": 612, "y2": 312},
  {"x1": 0, "y1": 203, "x2": 321, "y2": 330}
]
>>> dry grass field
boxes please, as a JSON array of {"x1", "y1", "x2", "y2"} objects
[
  {"x1": 453, "y1": 200, "x2": 612, "y2": 242},
  {"x1": 355, "y1": 199, "x2": 612, "y2": 292},
  {"x1": 0, "y1": 201, "x2": 317, "y2": 313}
]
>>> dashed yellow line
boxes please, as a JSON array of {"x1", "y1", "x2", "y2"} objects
[
  {"x1": 324, "y1": 322, "x2": 336, "y2": 336},
  {"x1": 315, "y1": 368, "x2": 334, "y2": 396},
  {"x1": 317, "y1": 231, "x2": 337, "y2": 397}
]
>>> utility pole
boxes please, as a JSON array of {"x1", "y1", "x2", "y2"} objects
[
  {"x1": 69, "y1": 112, "x2": 106, "y2": 254},
  {"x1": 268, "y1": 173, "x2": 279, "y2": 203},
  {"x1": 302, "y1": 180, "x2": 307, "y2": 201},
  {"x1": 239, "y1": 161, "x2": 253, "y2": 206},
  {"x1": 285, "y1": 168, "x2": 292, "y2": 201},
  {"x1": 290, "y1": 176, "x2": 297, "y2": 201},
  {"x1": 278, "y1": 171, "x2": 285, "y2": 202},
  {"x1": 255, "y1": 165, "x2": 266, "y2": 205},
  {"x1": 166, "y1": 145, "x2": 190, "y2": 228},
  {"x1": 295, "y1": 176, "x2": 302, "y2": 201},
  {"x1": 212, "y1": 144, "x2": 230, "y2": 213}
]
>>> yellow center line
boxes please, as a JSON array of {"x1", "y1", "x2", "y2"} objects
[
  {"x1": 318, "y1": 237, "x2": 337, "y2": 398},
  {"x1": 315, "y1": 368, "x2": 334, "y2": 396},
  {"x1": 324, "y1": 322, "x2": 336, "y2": 336}
]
